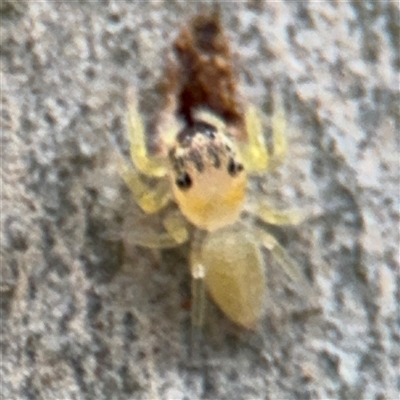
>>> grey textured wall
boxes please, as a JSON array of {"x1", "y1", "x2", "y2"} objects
[{"x1": 1, "y1": 1, "x2": 399, "y2": 399}]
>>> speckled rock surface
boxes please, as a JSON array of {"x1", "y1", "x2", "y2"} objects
[{"x1": 1, "y1": 1, "x2": 399, "y2": 399}]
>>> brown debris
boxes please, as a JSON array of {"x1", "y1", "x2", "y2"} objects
[{"x1": 157, "y1": 11, "x2": 246, "y2": 141}]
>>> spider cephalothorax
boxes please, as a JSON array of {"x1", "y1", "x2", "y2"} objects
[{"x1": 168, "y1": 118, "x2": 245, "y2": 231}]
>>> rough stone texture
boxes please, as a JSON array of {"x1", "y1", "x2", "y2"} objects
[{"x1": 1, "y1": 1, "x2": 399, "y2": 399}]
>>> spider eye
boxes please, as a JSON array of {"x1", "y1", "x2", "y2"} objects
[
  {"x1": 227, "y1": 158, "x2": 244, "y2": 177},
  {"x1": 175, "y1": 172, "x2": 192, "y2": 190}
]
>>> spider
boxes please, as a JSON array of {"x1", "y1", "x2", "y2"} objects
[{"x1": 116, "y1": 11, "x2": 309, "y2": 339}]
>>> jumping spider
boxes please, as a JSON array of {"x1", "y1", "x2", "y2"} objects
[{"x1": 116, "y1": 11, "x2": 309, "y2": 338}]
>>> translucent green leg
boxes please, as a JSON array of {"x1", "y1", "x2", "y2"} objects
[
  {"x1": 124, "y1": 229, "x2": 187, "y2": 249},
  {"x1": 122, "y1": 204, "x2": 189, "y2": 249},
  {"x1": 162, "y1": 209, "x2": 190, "y2": 244},
  {"x1": 190, "y1": 265, "x2": 206, "y2": 363},
  {"x1": 269, "y1": 100, "x2": 287, "y2": 169},
  {"x1": 126, "y1": 87, "x2": 167, "y2": 178},
  {"x1": 115, "y1": 152, "x2": 171, "y2": 214},
  {"x1": 189, "y1": 232, "x2": 207, "y2": 363},
  {"x1": 241, "y1": 97, "x2": 287, "y2": 173},
  {"x1": 246, "y1": 195, "x2": 305, "y2": 226},
  {"x1": 257, "y1": 227, "x2": 311, "y2": 291},
  {"x1": 241, "y1": 104, "x2": 270, "y2": 172}
]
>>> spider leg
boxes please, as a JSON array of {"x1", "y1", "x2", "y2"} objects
[
  {"x1": 119, "y1": 88, "x2": 189, "y2": 248},
  {"x1": 241, "y1": 104, "x2": 270, "y2": 172},
  {"x1": 162, "y1": 209, "x2": 190, "y2": 245},
  {"x1": 123, "y1": 209, "x2": 189, "y2": 249},
  {"x1": 257, "y1": 226, "x2": 311, "y2": 291},
  {"x1": 126, "y1": 87, "x2": 168, "y2": 178},
  {"x1": 189, "y1": 232, "x2": 207, "y2": 362},
  {"x1": 245, "y1": 195, "x2": 305, "y2": 226},
  {"x1": 241, "y1": 96, "x2": 287, "y2": 173},
  {"x1": 124, "y1": 229, "x2": 187, "y2": 249},
  {"x1": 116, "y1": 152, "x2": 171, "y2": 214},
  {"x1": 269, "y1": 99, "x2": 287, "y2": 169}
]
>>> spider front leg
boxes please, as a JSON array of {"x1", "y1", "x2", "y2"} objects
[
  {"x1": 117, "y1": 155, "x2": 189, "y2": 248},
  {"x1": 118, "y1": 89, "x2": 190, "y2": 248},
  {"x1": 126, "y1": 87, "x2": 168, "y2": 178},
  {"x1": 116, "y1": 153, "x2": 171, "y2": 214},
  {"x1": 269, "y1": 100, "x2": 287, "y2": 169},
  {"x1": 119, "y1": 87, "x2": 173, "y2": 213},
  {"x1": 116, "y1": 154, "x2": 189, "y2": 249},
  {"x1": 243, "y1": 98, "x2": 305, "y2": 227},
  {"x1": 242, "y1": 98, "x2": 287, "y2": 173}
]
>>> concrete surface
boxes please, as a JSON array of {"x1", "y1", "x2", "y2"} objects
[{"x1": 1, "y1": 1, "x2": 399, "y2": 399}]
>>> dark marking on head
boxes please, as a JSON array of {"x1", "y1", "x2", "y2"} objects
[
  {"x1": 177, "y1": 157, "x2": 185, "y2": 169},
  {"x1": 227, "y1": 158, "x2": 244, "y2": 177},
  {"x1": 168, "y1": 148, "x2": 181, "y2": 174},
  {"x1": 168, "y1": 147, "x2": 176, "y2": 160},
  {"x1": 176, "y1": 172, "x2": 192, "y2": 190},
  {"x1": 207, "y1": 145, "x2": 221, "y2": 168},
  {"x1": 169, "y1": 152, "x2": 186, "y2": 181},
  {"x1": 190, "y1": 149, "x2": 204, "y2": 173}
]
